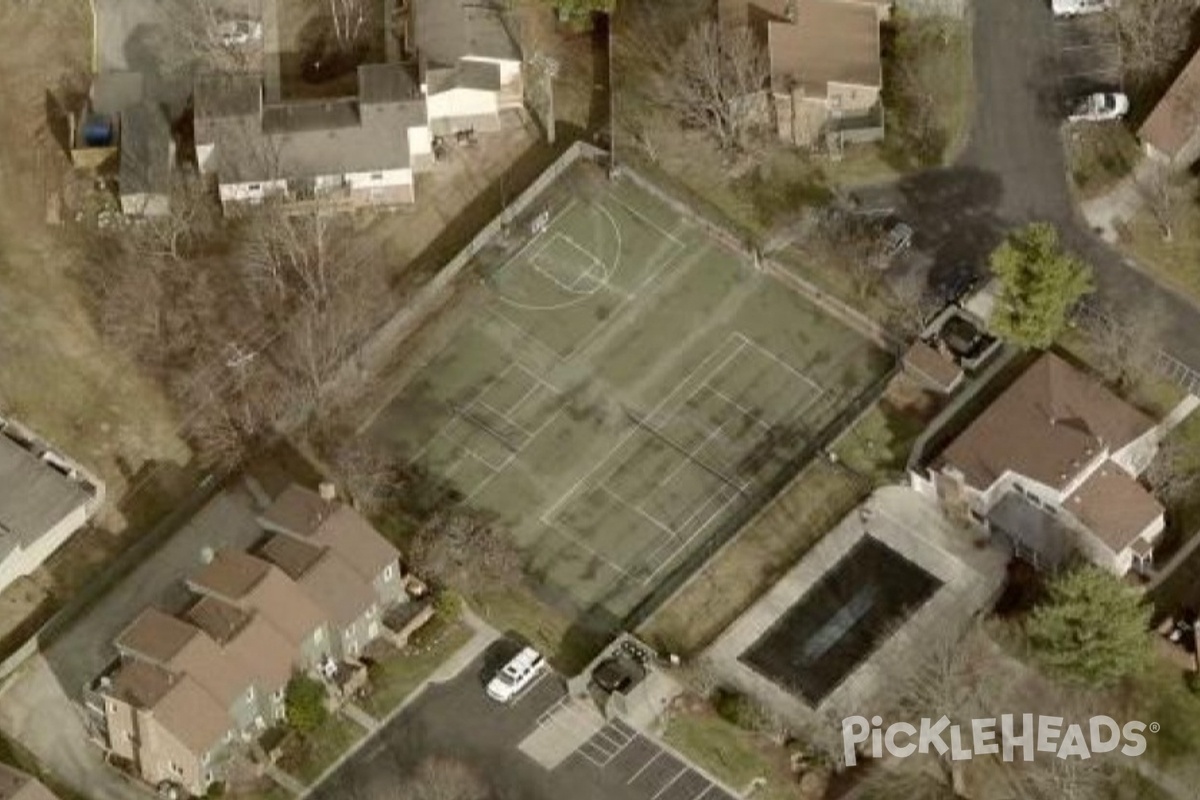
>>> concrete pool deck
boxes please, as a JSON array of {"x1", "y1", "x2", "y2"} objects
[{"x1": 704, "y1": 484, "x2": 1007, "y2": 741}]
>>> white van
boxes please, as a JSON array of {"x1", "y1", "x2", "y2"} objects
[
  {"x1": 486, "y1": 647, "x2": 547, "y2": 703},
  {"x1": 1051, "y1": 0, "x2": 1114, "y2": 17}
]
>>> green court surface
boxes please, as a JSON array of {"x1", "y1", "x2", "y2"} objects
[{"x1": 366, "y1": 163, "x2": 893, "y2": 622}]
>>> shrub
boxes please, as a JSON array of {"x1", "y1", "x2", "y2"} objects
[{"x1": 284, "y1": 674, "x2": 329, "y2": 734}]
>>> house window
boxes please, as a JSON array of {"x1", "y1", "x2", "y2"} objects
[
  {"x1": 248, "y1": 183, "x2": 261, "y2": 191},
  {"x1": 383, "y1": 564, "x2": 395, "y2": 581},
  {"x1": 107, "y1": 701, "x2": 116, "y2": 713},
  {"x1": 370, "y1": 172, "x2": 383, "y2": 181},
  {"x1": 314, "y1": 628, "x2": 325, "y2": 644},
  {"x1": 206, "y1": 771, "x2": 215, "y2": 785},
  {"x1": 245, "y1": 686, "x2": 255, "y2": 701},
  {"x1": 273, "y1": 687, "x2": 285, "y2": 702}
]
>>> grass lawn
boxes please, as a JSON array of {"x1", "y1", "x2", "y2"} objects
[
  {"x1": 469, "y1": 586, "x2": 607, "y2": 675},
  {"x1": 1065, "y1": 124, "x2": 1140, "y2": 199},
  {"x1": 1119, "y1": 190, "x2": 1200, "y2": 306},
  {"x1": 361, "y1": 620, "x2": 474, "y2": 717},
  {"x1": 277, "y1": 713, "x2": 368, "y2": 786},
  {"x1": 228, "y1": 783, "x2": 294, "y2": 800},
  {"x1": 1055, "y1": 329, "x2": 1186, "y2": 419},
  {"x1": 638, "y1": 459, "x2": 868, "y2": 656},
  {"x1": 663, "y1": 705, "x2": 799, "y2": 800}
]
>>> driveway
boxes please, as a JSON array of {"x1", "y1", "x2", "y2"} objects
[
  {"x1": 93, "y1": 0, "x2": 260, "y2": 113},
  {"x1": 310, "y1": 652, "x2": 736, "y2": 800},
  {"x1": 855, "y1": 0, "x2": 1200, "y2": 373}
]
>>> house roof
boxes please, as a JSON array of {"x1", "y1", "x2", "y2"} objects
[
  {"x1": 168, "y1": 628, "x2": 248, "y2": 707},
  {"x1": 119, "y1": 102, "x2": 173, "y2": 199},
  {"x1": 767, "y1": 0, "x2": 882, "y2": 97},
  {"x1": 1066, "y1": 462, "x2": 1164, "y2": 554},
  {"x1": 1139, "y1": 46, "x2": 1200, "y2": 160},
  {"x1": 185, "y1": 595, "x2": 251, "y2": 644},
  {"x1": 0, "y1": 764, "x2": 59, "y2": 800},
  {"x1": 107, "y1": 657, "x2": 176, "y2": 709},
  {"x1": 903, "y1": 341, "x2": 963, "y2": 392},
  {"x1": 116, "y1": 608, "x2": 200, "y2": 665},
  {"x1": 935, "y1": 353, "x2": 1155, "y2": 492},
  {"x1": 194, "y1": 66, "x2": 427, "y2": 185},
  {"x1": 0, "y1": 432, "x2": 91, "y2": 560},
  {"x1": 426, "y1": 61, "x2": 503, "y2": 95},
  {"x1": 257, "y1": 533, "x2": 325, "y2": 580},
  {"x1": 223, "y1": 614, "x2": 296, "y2": 691},
  {"x1": 412, "y1": 0, "x2": 521, "y2": 67},
  {"x1": 152, "y1": 675, "x2": 231, "y2": 756},
  {"x1": 190, "y1": 550, "x2": 272, "y2": 601},
  {"x1": 242, "y1": 567, "x2": 329, "y2": 647},
  {"x1": 298, "y1": 552, "x2": 378, "y2": 627},
  {"x1": 261, "y1": 485, "x2": 400, "y2": 582}
]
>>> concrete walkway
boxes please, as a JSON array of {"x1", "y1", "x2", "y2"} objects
[
  {"x1": 341, "y1": 702, "x2": 377, "y2": 731},
  {"x1": 1080, "y1": 157, "x2": 1158, "y2": 244},
  {"x1": 266, "y1": 765, "x2": 306, "y2": 796},
  {"x1": 296, "y1": 608, "x2": 500, "y2": 798}
]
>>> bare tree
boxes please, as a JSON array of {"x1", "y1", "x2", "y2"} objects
[
  {"x1": 126, "y1": 171, "x2": 221, "y2": 263},
  {"x1": 410, "y1": 509, "x2": 524, "y2": 592},
  {"x1": 172, "y1": 0, "x2": 259, "y2": 72},
  {"x1": 654, "y1": 21, "x2": 769, "y2": 152},
  {"x1": 1085, "y1": 300, "x2": 1166, "y2": 389},
  {"x1": 399, "y1": 757, "x2": 488, "y2": 800},
  {"x1": 1135, "y1": 163, "x2": 1179, "y2": 242},
  {"x1": 804, "y1": 211, "x2": 887, "y2": 299},
  {"x1": 886, "y1": 269, "x2": 942, "y2": 336},
  {"x1": 1117, "y1": 0, "x2": 1200, "y2": 87}
]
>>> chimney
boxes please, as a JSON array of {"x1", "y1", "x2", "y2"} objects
[{"x1": 318, "y1": 482, "x2": 337, "y2": 502}]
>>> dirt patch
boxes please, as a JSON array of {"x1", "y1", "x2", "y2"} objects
[{"x1": 0, "y1": 3, "x2": 190, "y2": 642}]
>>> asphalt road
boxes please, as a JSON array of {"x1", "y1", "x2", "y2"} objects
[
  {"x1": 861, "y1": 0, "x2": 1200, "y2": 372},
  {"x1": 311, "y1": 652, "x2": 735, "y2": 800}
]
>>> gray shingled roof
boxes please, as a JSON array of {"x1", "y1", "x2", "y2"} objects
[
  {"x1": 194, "y1": 65, "x2": 427, "y2": 184},
  {"x1": 412, "y1": 0, "x2": 521, "y2": 67},
  {"x1": 0, "y1": 434, "x2": 91, "y2": 560}
]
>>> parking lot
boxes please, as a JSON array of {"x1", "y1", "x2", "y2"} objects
[
  {"x1": 311, "y1": 651, "x2": 739, "y2": 800},
  {"x1": 1053, "y1": 12, "x2": 1122, "y2": 101}
]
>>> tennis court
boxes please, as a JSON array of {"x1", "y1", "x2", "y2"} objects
[{"x1": 365, "y1": 162, "x2": 892, "y2": 621}]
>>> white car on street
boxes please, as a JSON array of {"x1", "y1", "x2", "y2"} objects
[{"x1": 1067, "y1": 92, "x2": 1129, "y2": 123}]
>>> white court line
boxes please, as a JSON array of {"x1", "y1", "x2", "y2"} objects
[
  {"x1": 627, "y1": 751, "x2": 662, "y2": 785},
  {"x1": 474, "y1": 399, "x2": 536, "y2": 439},
  {"x1": 733, "y1": 332, "x2": 823, "y2": 394},
  {"x1": 540, "y1": 333, "x2": 750, "y2": 573},
  {"x1": 704, "y1": 386, "x2": 775, "y2": 433},
  {"x1": 607, "y1": 191, "x2": 686, "y2": 248},
  {"x1": 601, "y1": 484, "x2": 680, "y2": 541},
  {"x1": 652, "y1": 768, "x2": 689, "y2": 800},
  {"x1": 691, "y1": 785, "x2": 715, "y2": 800},
  {"x1": 646, "y1": 334, "x2": 748, "y2": 427},
  {"x1": 466, "y1": 406, "x2": 564, "y2": 502},
  {"x1": 492, "y1": 198, "x2": 579, "y2": 283},
  {"x1": 643, "y1": 487, "x2": 741, "y2": 585}
]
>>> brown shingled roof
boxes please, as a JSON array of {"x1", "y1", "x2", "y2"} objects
[
  {"x1": 903, "y1": 341, "x2": 963, "y2": 392},
  {"x1": 185, "y1": 596, "x2": 250, "y2": 644},
  {"x1": 190, "y1": 550, "x2": 272, "y2": 601},
  {"x1": 298, "y1": 552, "x2": 378, "y2": 627},
  {"x1": 1139, "y1": 46, "x2": 1200, "y2": 160},
  {"x1": 767, "y1": 0, "x2": 881, "y2": 97},
  {"x1": 257, "y1": 533, "x2": 325, "y2": 580},
  {"x1": 1066, "y1": 463, "x2": 1164, "y2": 554},
  {"x1": 224, "y1": 614, "x2": 296, "y2": 691},
  {"x1": 261, "y1": 485, "x2": 399, "y2": 582},
  {"x1": 153, "y1": 676, "x2": 231, "y2": 756},
  {"x1": 116, "y1": 608, "x2": 199, "y2": 665},
  {"x1": 108, "y1": 658, "x2": 175, "y2": 709},
  {"x1": 936, "y1": 353, "x2": 1154, "y2": 492}
]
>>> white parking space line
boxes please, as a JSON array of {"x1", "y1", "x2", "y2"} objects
[
  {"x1": 627, "y1": 751, "x2": 662, "y2": 785},
  {"x1": 651, "y1": 767, "x2": 689, "y2": 800}
]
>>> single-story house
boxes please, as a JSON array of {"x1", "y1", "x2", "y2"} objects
[{"x1": 194, "y1": 64, "x2": 433, "y2": 210}]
